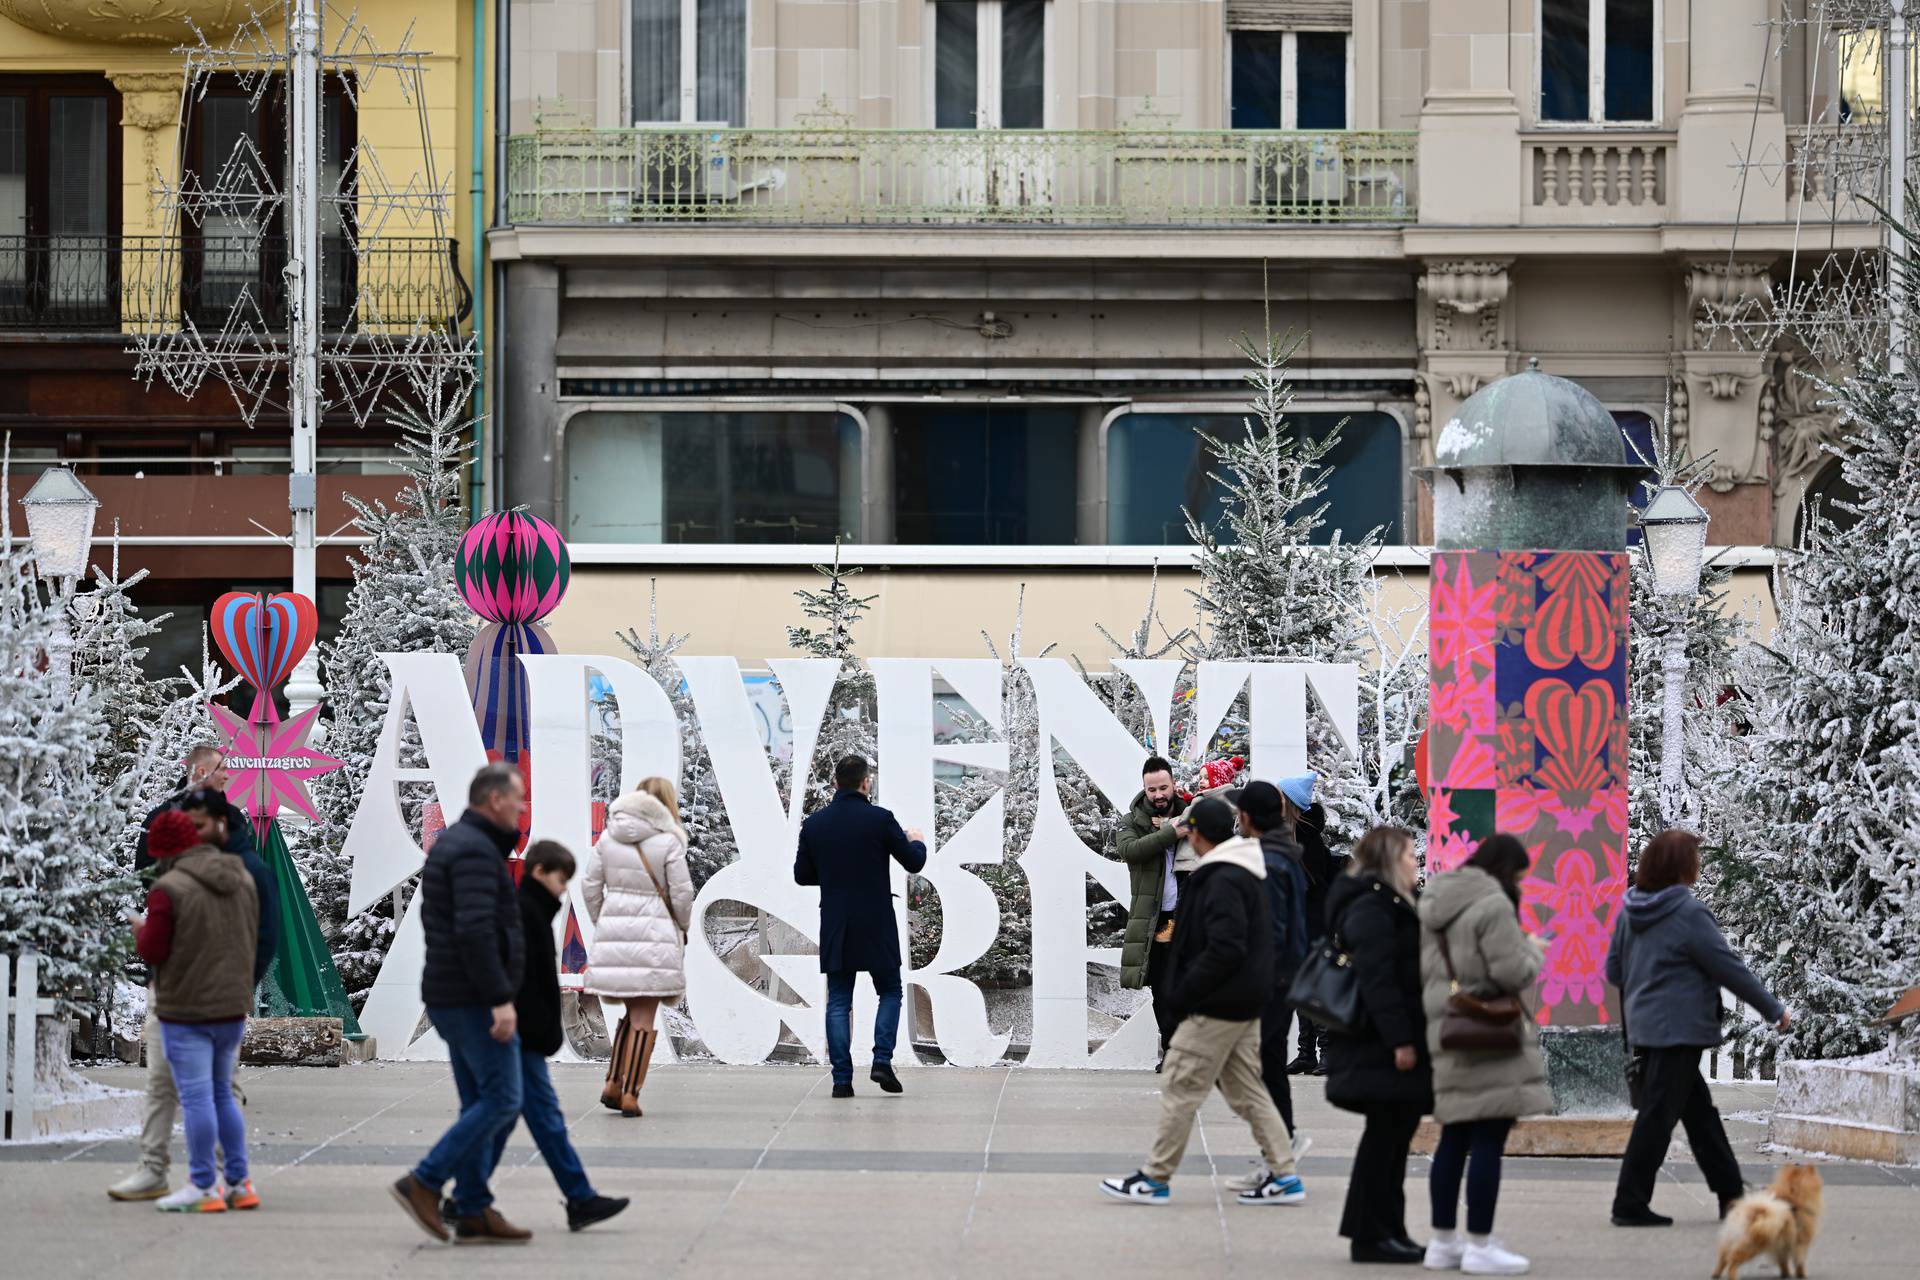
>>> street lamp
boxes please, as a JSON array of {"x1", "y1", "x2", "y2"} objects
[
  {"x1": 20, "y1": 465, "x2": 100, "y2": 698},
  {"x1": 1639, "y1": 483, "x2": 1711, "y2": 828}
]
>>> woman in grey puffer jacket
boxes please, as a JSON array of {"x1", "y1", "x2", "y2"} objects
[
  {"x1": 1605, "y1": 830, "x2": 1788, "y2": 1229},
  {"x1": 1417, "y1": 834, "x2": 1552, "y2": 1275}
]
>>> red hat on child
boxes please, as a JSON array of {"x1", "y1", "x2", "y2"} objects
[{"x1": 147, "y1": 810, "x2": 200, "y2": 860}]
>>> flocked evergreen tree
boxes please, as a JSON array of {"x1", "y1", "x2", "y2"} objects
[
  {"x1": 0, "y1": 548, "x2": 140, "y2": 1005},
  {"x1": 786, "y1": 542, "x2": 878, "y2": 814},
  {"x1": 1702, "y1": 347, "x2": 1920, "y2": 1060},
  {"x1": 1182, "y1": 327, "x2": 1416, "y2": 846},
  {"x1": 303, "y1": 408, "x2": 476, "y2": 1006}
]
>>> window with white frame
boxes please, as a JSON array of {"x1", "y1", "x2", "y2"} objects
[
  {"x1": 631, "y1": 0, "x2": 747, "y2": 126},
  {"x1": 931, "y1": 0, "x2": 1048, "y2": 128},
  {"x1": 1539, "y1": 0, "x2": 1657, "y2": 124}
]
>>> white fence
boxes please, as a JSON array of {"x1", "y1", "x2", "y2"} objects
[{"x1": 2, "y1": 952, "x2": 57, "y2": 1141}]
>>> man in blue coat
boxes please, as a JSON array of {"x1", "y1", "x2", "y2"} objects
[{"x1": 794, "y1": 754, "x2": 927, "y2": 1098}]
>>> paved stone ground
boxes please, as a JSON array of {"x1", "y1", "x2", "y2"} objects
[{"x1": 3, "y1": 1062, "x2": 1915, "y2": 1278}]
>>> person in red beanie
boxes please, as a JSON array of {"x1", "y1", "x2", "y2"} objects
[{"x1": 132, "y1": 808, "x2": 260, "y2": 1214}]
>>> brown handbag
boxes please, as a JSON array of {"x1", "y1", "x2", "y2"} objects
[{"x1": 1434, "y1": 927, "x2": 1526, "y2": 1052}]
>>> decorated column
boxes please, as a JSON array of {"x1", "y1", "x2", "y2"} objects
[{"x1": 1419, "y1": 361, "x2": 1646, "y2": 1112}]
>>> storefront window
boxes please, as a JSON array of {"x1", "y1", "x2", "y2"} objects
[
  {"x1": 566, "y1": 410, "x2": 862, "y2": 543},
  {"x1": 1107, "y1": 409, "x2": 1403, "y2": 545},
  {"x1": 892, "y1": 405, "x2": 1079, "y2": 544}
]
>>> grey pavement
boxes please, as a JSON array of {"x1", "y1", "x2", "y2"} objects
[{"x1": 4, "y1": 1062, "x2": 1915, "y2": 1278}]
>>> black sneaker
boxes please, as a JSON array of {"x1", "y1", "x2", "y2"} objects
[
  {"x1": 869, "y1": 1065, "x2": 904, "y2": 1094},
  {"x1": 831, "y1": 1082, "x2": 855, "y2": 1098},
  {"x1": 1610, "y1": 1206, "x2": 1674, "y2": 1227},
  {"x1": 1098, "y1": 1170, "x2": 1170, "y2": 1205},
  {"x1": 567, "y1": 1194, "x2": 630, "y2": 1232},
  {"x1": 1285, "y1": 1054, "x2": 1317, "y2": 1075}
]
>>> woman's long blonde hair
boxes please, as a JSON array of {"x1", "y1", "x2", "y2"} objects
[
  {"x1": 1348, "y1": 825, "x2": 1417, "y2": 899},
  {"x1": 639, "y1": 776, "x2": 684, "y2": 833}
]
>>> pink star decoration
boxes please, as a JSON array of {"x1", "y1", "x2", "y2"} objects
[{"x1": 210, "y1": 702, "x2": 343, "y2": 823}]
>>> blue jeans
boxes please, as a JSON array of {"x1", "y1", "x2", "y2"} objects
[
  {"x1": 488, "y1": 1048, "x2": 595, "y2": 1204},
  {"x1": 1430, "y1": 1117, "x2": 1515, "y2": 1235},
  {"x1": 824, "y1": 967, "x2": 901, "y2": 1086},
  {"x1": 159, "y1": 1019, "x2": 248, "y2": 1191},
  {"x1": 415, "y1": 1005, "x2": 524, "y2": 1217}
]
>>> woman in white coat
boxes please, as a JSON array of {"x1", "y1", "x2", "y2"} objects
[{"x1": 584, "y1": 776, "x2": 694, "y2": 1117}]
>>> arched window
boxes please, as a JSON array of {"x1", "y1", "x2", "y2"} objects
[
  {"x1": 1795, "y1": 456, "x2": 1863, "y2": 545},
  {"x1": 1106, "y1": 408, "x2": 1404, "y2": 545}
]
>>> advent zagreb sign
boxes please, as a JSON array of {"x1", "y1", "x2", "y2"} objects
[{"x1": 343, "y1": 653, "x2": 1358, "y2": 1068}]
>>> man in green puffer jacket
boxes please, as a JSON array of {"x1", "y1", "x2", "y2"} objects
[{"x1": 1116, "y1": 756, "x2": 1190, "y2": 1058}]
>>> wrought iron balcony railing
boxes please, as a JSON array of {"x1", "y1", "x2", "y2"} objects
[
  {"x1": 506, "y1": 125, "x2": 1418, "y2": 227},
  {"x1": 0, "y1": 235, "x2": 472, "y2": 334}
]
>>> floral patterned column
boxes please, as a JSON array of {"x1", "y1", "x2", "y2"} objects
[{"x1": 1428, "y1": 548, "x2": 1631, "y2": 1028}]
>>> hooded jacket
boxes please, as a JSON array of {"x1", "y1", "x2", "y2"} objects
[
  {"x1": 1323, "y1": 871, "x2": 1434, "y2": 1113},
  {"x1": 1162, "y1": 836, "x2": 1273, "y2": 1022},
  {"x1": 1116, "y1": 789, "x2": 1188, "y2": 989},
  {"x1": 419, "y1": 809, "x2": 525, "y2": 1008},
  {"x1": 1417, "y1": 866, "x2": 1552, "y2": 1124},
  {"x1": 1605, "y1": 884, "x2": 1782, "y2": 1048},
  {"x1": 141, "y1": 845, "x2": 261, "y2": 1023},
  {"x1": 583, "y1": 791, "x2": 695, "y2": 999},
  {"x1": 514, "y1": 873, "x2": 567, "y2": 1057},
  {"x1": 133, "y1": 785, "x2": 279, "y2": 986}
]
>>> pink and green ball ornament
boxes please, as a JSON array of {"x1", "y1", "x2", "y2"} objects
[{"x1": 457, "y1": 509, "x2": 571, "y2": 624}]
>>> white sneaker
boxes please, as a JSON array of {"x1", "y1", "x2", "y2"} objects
[
  {"x1": 1291, "y1": 1134, "x2": 1314, "y2": 1162},
  {"x1": 1460, "y1": 1239, "x2": 1529, "y2": 1276},
  {"x1": 155, "y1": 1183, "x2": 227, "y2": 1214},
  {"x1": 1423, "y1": 1235, "x2": 1466, "y2": 1270},
  {"x1": 107, "y1": 1166, "x2": 169, "y2": 1202},
  {"x1": 1225, "y1": 1164, "x2": 1270, "y2": 1192}
]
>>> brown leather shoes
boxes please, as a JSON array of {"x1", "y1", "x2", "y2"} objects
[
  {"x1": 453, "y1": 1206, "x2": 533, "y2": 1245},
  {"x1": 389, "y1": 1173, "x2": 450, "y2": 1242}
]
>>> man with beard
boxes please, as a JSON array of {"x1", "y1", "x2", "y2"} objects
[{"x1": 1117, "y1": 756, "x2": 1192, "y2": 1061}]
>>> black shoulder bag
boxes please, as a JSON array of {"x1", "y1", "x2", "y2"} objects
[
  {"x1": 1288, "y1": 916, "x2": 1363, "y2": 1036},
  {"x1": 1619, "y1": 924, "x2": 1647, "y2": 1109}
]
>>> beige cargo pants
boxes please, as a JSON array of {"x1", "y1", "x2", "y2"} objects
[{"x1": 1144, "y1": 1013, "x2": 1298, "y2": 1183}]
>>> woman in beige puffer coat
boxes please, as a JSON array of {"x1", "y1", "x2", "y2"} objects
[
  {"x1": 1415, "y1": 834, "x2": 1552, "y2": 1273},
  {"x1": 584, "y1": 778, "x2": 694, "y2": 1117}
]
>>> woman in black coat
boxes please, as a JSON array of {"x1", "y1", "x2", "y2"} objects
[{"x1": 1324, "y1": 826, "x2": 1432, "y2": 1265}]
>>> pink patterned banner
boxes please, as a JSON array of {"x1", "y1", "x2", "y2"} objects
[{"x1": 1427, "y1": 550, "x2": 1630, "y2": 1027}]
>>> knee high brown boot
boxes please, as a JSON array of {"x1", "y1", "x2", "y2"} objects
[
  {"x1": 601, "y1": 1015, "x2": 632, "y2": 1110},
  {"x1": 619, "y1": 1027, "x2": 657, "y2": 1118}
]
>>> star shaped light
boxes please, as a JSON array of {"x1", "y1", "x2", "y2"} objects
[{"x1": 210, "y1": 703, "x2": 343, "y2": 823}]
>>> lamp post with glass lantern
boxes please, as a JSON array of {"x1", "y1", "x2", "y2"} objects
[
  {"x1": 1638, "y1": 483, "x2": 1712, "y2": 829},
  {"x1": 20, "y1": 465, "x2": 101, "y2": 700}
]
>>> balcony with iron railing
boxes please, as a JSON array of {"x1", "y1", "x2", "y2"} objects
[
  {"x1": 0, "y1": 235, "x2": 472, "y2": 334},
  {"x1": 504, "y1": 123, "x2": 1419, "y2": 228}
]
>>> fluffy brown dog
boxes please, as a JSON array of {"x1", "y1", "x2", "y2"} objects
[{"x1": 1711, "y1": 1164, "x2": 1824, "y2": 1280}]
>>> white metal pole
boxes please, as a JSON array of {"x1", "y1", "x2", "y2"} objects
[
  {"x1": 286, "y1": 0, "x2": 324, "y2": 713},
  {"x1": 1659, "y1": 626, "x2": 1691, "y2": 831},
  {"x1": 1892, "y1": 0, "x2": 1910, "y2": 379}
]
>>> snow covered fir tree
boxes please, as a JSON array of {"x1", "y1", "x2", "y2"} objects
[
  {"x1": 304, "y1": 409, "x2": 477, "y2": 1006},
  {"x1": 1702, "y1": 344, "x2": 1920, "y2": 1060},
  {"x1": 785, "y1": 543, "x2": 879, "y2": 814}
]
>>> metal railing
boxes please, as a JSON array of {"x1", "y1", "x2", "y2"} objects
[
  {"x1": 0, "y1": 235, "x2": 472, "y2": 333},
  {"x1": 506, "y1": 125, "x2": 1418, "y2": 226}
]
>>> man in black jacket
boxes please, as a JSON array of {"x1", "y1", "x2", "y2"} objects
[
  {"x1": 482, "y1": 840, "x2": 628, "y2": 1233},
  {"x1": 795, "y1": 754, "x2": 927, "y2": 1098},
  {"x1": 1100, "y1": 798, "x2": 1305, "y2": 1208},
  {"x1": 391, "y1": 763, "x2": 532, "y2": 1246}
]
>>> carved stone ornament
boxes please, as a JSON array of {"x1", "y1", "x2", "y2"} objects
[
  {"x1": 1413, "y1": 372, "x2": 1488, "y2": 442},
  {"x1": 1771, "y1": 354, "x2": 1851, "y2": 489},
  {"x1": 1686, "y1": 259, "x2": 1773, "y2": 351},
  {"x1": 1421, "y1": 260, "x2": 1511, "y2": 352},
  {"x1": 0, "y1": 0, "x2": 252, "y2": 45}
]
